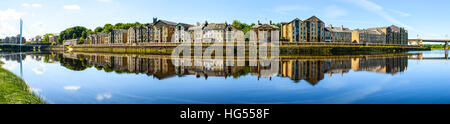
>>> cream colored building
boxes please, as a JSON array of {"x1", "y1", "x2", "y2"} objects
[
  {"x1": 325, "y1": 24, "x2": 352, "y2": 43},
  {"x1": 174, "y1": 23, "x2": 194, "y2": 42},
  {"x1": 203, "y1": 22, "x2": 227, "y2": 42},
  {"x1": 352, "y1": 29, "x2": 386, "y2": 44},
  {"x1": 251, "y1": 21, "x2": 280, "y2": 42},
  {"x1": 109, "y1": 29, "x2": 128, "y2": 44},
  {"x1": 188, "y1": 22, "x2": 205, "y2": 43},
  {"x1": 87, "y1": 33, "x2": 107, "y2": 44},
  {"x1": 367, "y1": 25, "x2": 408, "y2": 45},
  {"x1": 128, "y1": 27, "x2": 138, "y2": 44},
  {"x1": 225, "y1": 25, "x2": 244, "y2": 43},
  {"x1": 153, "y1": 20, "x2": 177, "y2": 43}
]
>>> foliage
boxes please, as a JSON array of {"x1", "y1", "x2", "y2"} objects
[
  {"x1": 273, "y1": 23, "x2": 282, "y2": 28},
  {"x1": 423, "y1": 44, "x2": 445, "y2": 49},
  {"x1": 100, "y1": 22, "x2": 149, "y2": 33},
  {"x1": 58, "y1": 54, "x2": 91, "y2": 71},
  {"x1": 94, "y1": 27, "x2": 103, "y2": 33},
  {"x1": 42, "y1": 33, "x2": 53, "y2": 44},
  {"x1": 79, "y1": 37, "x2": 85, "y2": 44},
  {"x1": 232, "y1": 67, "x2": 251, "y2": 78},
  {"x1": 232, "y1": 20, "x2": 255, "y2": 33},
  {"x1": 58, "y1": 26, "x2": 92, "y2": 44},
  {"x1": 43, "y1": 54, "x2": 52, "y2": 63}
]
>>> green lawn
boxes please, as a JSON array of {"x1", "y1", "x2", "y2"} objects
[
  {"x1": 0, "y1": 61, "x2": 45, "y2": 104},
  {"x1": 423, "y1": 44, "x2": 445, "y2": 49}
]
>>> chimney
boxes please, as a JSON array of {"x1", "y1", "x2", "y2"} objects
[
  {"x1": 205, "y1": 21, "x2": 208, "y2": 26},
  {"x1": 270, "y1": 20, "x2": 272, "y2": 25},
  {"x1": 153, "y1": 17, "x2": 158, "y2": 24},
  {"x1": 329, "y1": 24, "x2": 332, "y2": 29},
  {"x1": 258, "y1": 20, "x2": 261, "y2": 25},
  {"x1": 341, "y1": 25, "x2": 344, "y2": 29}
]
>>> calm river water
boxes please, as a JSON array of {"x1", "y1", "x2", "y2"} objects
[{"x1": 1, "y1": 50, "x2": 449, "y2": 104}]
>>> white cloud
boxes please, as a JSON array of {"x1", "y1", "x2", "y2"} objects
[
  {"x1": 22, "y1": 3, "x2": 42, "y2": 8},
  {"x1": 32, "y1": 4, "x2": 42, "y2": 8},
  {"x1": 97, "y1": 0, "x2": 112, "y2": 2},
  {"x1": 32, "y1": 68, "x2": 45, "y2": 75},
  {"x1": 274, "y1": 5, "x2": 312, "y2": 15},
  {"x1": 31, "y1": 21, "x2": 46, "y2": 33},
  {"x1": 0, "y1": 9, "x2": 22, "y2": 22},
  {"x1": 0, "y1": 9, "x2": 22, "y2": 38},
  {"x1": 22, "y1": 3, "x2": 30, "y2": 7},
  {"x1": 2, "y1": 62, "x2": 18, "y2": 71},
  {"x1": 63, "y1": 5, "x2": 81, "y2": 10},
  {"x1": 389, "y1": 9, "x2": 411, "y2": 17},
  {"x1": 32, "y1": 63, "x2": 46, "y2": 75},
  {"x1": 96, "y1": 93, "x2": 112, "y2": 101},
  {"x1": 324, "y1": 5, "x2": 348, "y2": 19},
  {"x1": 342, "y1": 0, "x2": 417, "y2": 32},
  {"x1": 64, "y1": 86, "x2": 81, "y2": 91}
]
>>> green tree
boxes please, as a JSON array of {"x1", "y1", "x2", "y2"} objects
[
  {"x1": 114, "y1": 23, "x2": 125, "y2": 29},
  {"x1": 94, "y1": 27, "x2": 103, "y2": 33},
  {"x1": 58, "y1": 36, "x2": 62, "y2": 44},
  {"x1": 79, "y1": 37, "x2": 85, "y2": 44},
  {"x1": 82, "y1": 31, "x2": 87, "y2": 39},
  {"x1": 58, "y1": 26, "x2": 91, "y2": 44},
  {"x1": 102, "y1": 24, "x2": 114, "y2": 33},
  {"x1": 231, "y1": 20, "x2": 255, "y2": 33},
  {"x1": 273, "y1": 23, "x2": 282, "y2": 28},
  {"x1": 43, "y1": 33, "x2": 53, "y2": 43}
]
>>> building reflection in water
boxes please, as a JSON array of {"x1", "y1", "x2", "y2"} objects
[
  {"x1": 1, "y1": 54, "x2": 27, "y2": 63},
  {"x1": 14, "y1": 53, "x2": 408, "y2": 85},
  {"x1": 280, "y1": 57, "x2": 408, "y2": 85}
]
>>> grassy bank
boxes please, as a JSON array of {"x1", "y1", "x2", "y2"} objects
[
  {"x1": 423, "y1": 44, "x2": 446, "y2": 49},
  {"x1": 0, "y1": 61, "x2": 45, "y2": 104}
]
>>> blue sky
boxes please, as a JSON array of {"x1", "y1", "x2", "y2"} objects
[{"x1": 1, "y1": 0, "x2": 449, "y2": 39}]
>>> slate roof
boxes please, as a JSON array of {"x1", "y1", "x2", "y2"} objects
[
  {"x1": 251, "y1": 24, "x2": 280, "y2": 30},
  {"x1": 326, "y1": 26, "x2": 352, "y2": 33},
  {"x1": 204, "y1": 23, "x2": 227, "y2": 30},
  {"x1": 156, "y1": 20, "x2": 177, "y2": 26},
  {"x1": 304, "y1": 16, "x2": 323, "y2": 22},
  {"x1": 177, "y1": 23, "x2": 194, "y2": 29}
]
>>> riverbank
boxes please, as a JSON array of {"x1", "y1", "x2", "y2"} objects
[
  {"x1": 70, "y1": 43, "x2": 430, "y2": 55},
  {"x1": 0, "y1": 62, "x2": 45, "y2": 104},
  {"x1": 0, "y1": 44, "x2": 65, "y2": 52},
  {"x1": 423, "y1": 44, "x2": 446, "y2": 49},
  {"x1": 0, "y1": 43, "x2": 431, "y2": 55}
]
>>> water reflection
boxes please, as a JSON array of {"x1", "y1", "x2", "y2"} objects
[{"x1": 29, "y1": 52, "x2": 411, "y2": 85}]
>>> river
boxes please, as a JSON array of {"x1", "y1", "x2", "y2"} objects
[{"x1": 1, "y1": 50, "x2": 449, "y2": 104}]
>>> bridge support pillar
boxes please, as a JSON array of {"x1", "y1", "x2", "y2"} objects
[
  {"x1": 446, "y1": 50, "x2": 449, "y2": 60},
  {"x1": 446, "y1": 42, "x2": 449, "y2": 50}
]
